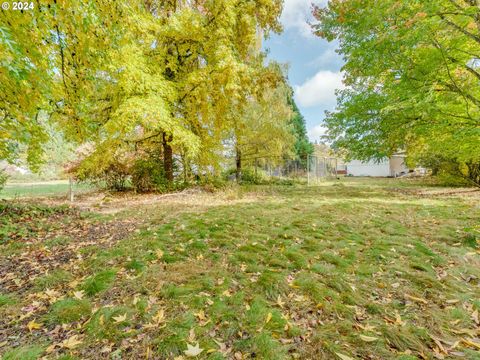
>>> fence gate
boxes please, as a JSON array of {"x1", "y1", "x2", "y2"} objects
[{"x1": 307, "y1": 155, "x2": 338, "y2": 185}]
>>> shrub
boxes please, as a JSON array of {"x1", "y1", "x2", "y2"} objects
[
  {"x1": 0, "y1": 169, "x2": 7, "y2": 192},
  {"x1": 131, "y1": 157, "x2": 168, "y2": 193},
  {"x1": 224, "y1": 167, "x2": 269, "y2": 184}
]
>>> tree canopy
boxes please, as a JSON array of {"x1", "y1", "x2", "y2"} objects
[
  {"x1": 0, "y1": 0, "x2": 302, "y2": 186},
  {"x1": 314, "y1": 0, "x2": 480, "y2": 184}
]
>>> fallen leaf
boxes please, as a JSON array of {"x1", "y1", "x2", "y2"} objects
[
  {"x1": 472, "y1": 309, "x2": 479, "y2": 325},
  {"x1": 265, "y1": 312, "x2": 272, "y2": 324},
  {"x1": 113, "y1": 313, "x2": 127, "y2": 323},
  {"x1": 462, "y1": 338, "x2": 480, "y2": 350},
  {"x1": 276, "y1": 295, "x2": 285, "y2": 308},
  {"x1": 152, "y1": 309, "x2": 165, "y2": 324},
  {"x1": 405, "y1": 294, "x2": 428, "y2": 304},
  {"x1": 188, "y1": 328, "x2": 196, "y2": 342},
  {"x1": 335, "y1": 352, "x2": 354, "y2": 360},
  {"x1": 359, "y1": 334, "x2": 378, "y2": 342},
  {"x1": 395, "y1": 312, "x2": 405, "y2": 326},
  {"x1": 61, "y1": 335, "x2": 83, "y2": 349},
  {"x1": 446, "y1": 299, "x2": 460, "y2": 304},
  {"x1": 73, "y1": 290, "x2": 85, "y2": 300},
  {"x1": 222, "y1": 290, "x2": 232, "y2": 297},
  {"x1": 184, "y1": 343, "x2": 203, "y2": 357},
  {"x1": 27, "y1": 319, "x2": 43, "y2": 332},
  {"x1": 194, "y1": 310, "x2": 205, "y2": 321},
  {"x1": 156, "y1": 249, "x2": 164, "y2": 259}
]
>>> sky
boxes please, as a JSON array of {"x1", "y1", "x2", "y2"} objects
[{"x1": 263, "y1": 0, "x2": 344, "y2": 142}]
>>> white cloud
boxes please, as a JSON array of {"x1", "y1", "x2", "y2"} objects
[
  {"x1": 294, "y1": 70, "x2": 344, "y2": 108},
  {"x1": 308, "y1": 42, "x2": 343, "y2": 71},
  {"x1": 307, "y1": 124, "x2": 327, "y2": 141},
  {"x1": 280, "y1": 0, "x2": 326, "y2": 37}
]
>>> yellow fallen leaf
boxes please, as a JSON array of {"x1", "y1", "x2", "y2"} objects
[
  {"x1": 359, "y1": 335, "x2": 378, "y2": 342},
  {"x1": 451, "y1": 328, "x2": 477, "y2": 337},
  {"x1": 113, "y1": 313, "x2": 127, "y2": 323},
  {"x1": 395, "y1": 312, "x2": 405, "y2": 326},
  {"x1": 152, "y1": 309, "x2": 165, "y2": 324},
  {"x1": 184, "y1": 343, "x2": 203, "y2": 357},
  {"x1": 61, "y1": 335, "x2": 83, "y2": 349},
  {"x1": 156, "y1": 249, "x2": 164, "y2": 259},
  {"x1": 462, "y1": 338, "x2": 480, "y2": 350},
  {"x1": 222, "y1": 290, "x2": 232, "y2": 297},
  {"x1": 265, "y1": 312, "x2": 272, "y2": 324},
  {"x1": 194, "y1": 310, "x2": 205, "y2": 321},
  {"x1": 335, "y1": 352, "x2": 354, "y2": 360},
  {"x1": 405, "y1": 294, "x2": 428, "y2": 304},
  {"x1": 27, "y1": 319, "x2": 42, "y2": 331},
  {"x1": 276, "y1": 295, "x2": 285, "y2": 308}
]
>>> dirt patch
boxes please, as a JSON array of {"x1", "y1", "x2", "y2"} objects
[
  {"x1": 0, "y1": 206, "x2": 137, "y2": 294},
  {"x1": 35, "y1": 187, "x2": 264, "y2": 216},
  {"x1": 392, "y1": 187, "x2": 480, "y2": 200}
]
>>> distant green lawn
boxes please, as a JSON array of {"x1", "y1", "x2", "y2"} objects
[
  {"x1": 0, "y1": 179, "x2": 479, "y2": 359},
  {"x1": 0, "y1": 181, "x2": 94, "y2": 199}
]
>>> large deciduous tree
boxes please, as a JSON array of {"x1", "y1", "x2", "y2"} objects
[
  {"x1": 314, "y1": 0, "x2": 480, "y2": 185},
  {"x1": 1, "y1": 0, "x2": 287, "y2": 186}
]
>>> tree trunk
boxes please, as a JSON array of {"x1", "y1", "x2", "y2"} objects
[
  {"x1": 163, "y1": 133, "x2": 173, "y2": 184},
  {"x1": 235, "y1": 146, "x2": 242, "y2": 182}
]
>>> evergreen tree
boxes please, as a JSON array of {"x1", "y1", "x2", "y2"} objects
[{"x1": 288, "y1": 95, "x2": 313, "y2": 168}]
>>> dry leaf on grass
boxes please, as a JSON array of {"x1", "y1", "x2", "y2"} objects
[
  {"x1": 61, "y1": 335, "x2": 83, "y2": 349},
  {"x1": 405, "y1": 294, "x2": 428, "y2": 304},
  {"x1": 113, "y1": 313, "x2": 127, "y2": 323},
  {"x1": 359, "y1": 334, "x2": 378, "y2": 342},
  {"x1": 27, "y1": 319, "x2": 42, "y2": 331},
  {"x1": 335, "y1": 352, "x2": 355, "y2": 360},
  {"x1": 184, "y1": 343, "x2": 203, "y2": 357}
]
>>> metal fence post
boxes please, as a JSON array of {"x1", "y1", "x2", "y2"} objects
[
  {"x1": 68, "y1": 177, "x2": 74, "y2": 202},
  {"x1": 307, "y1": 154, "x2": 310, "y2": 186}
]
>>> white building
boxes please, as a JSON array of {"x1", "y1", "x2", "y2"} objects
[{"x1": 345, "y1": 154, "x2": 409, "y2": 177}]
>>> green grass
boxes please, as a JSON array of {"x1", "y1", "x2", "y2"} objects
[
  {"x1": 2, "y1": 345, "x2": 45, "y2": 360},
  {"x1": 81, "y1": 269, "x2": 117, "y2": 296},
  {"x1": 0, "y1": 178, "x2": 479, "y2": 359},
  {"x1": 47, "y1": 298, "x2": 92, "y2": 324},
  {"x1": 0, "y1": 180, "x2": 94, "y2": 199},
  {"x1": 34, "y1": 269, "x2": 73, "y2": 290}
]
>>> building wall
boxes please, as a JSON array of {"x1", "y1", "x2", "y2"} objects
[
  {"x1": 390, "y1": 156, "x2": 409, "y2": 177},
  {"x1": 346, "y1": 159, "x2": 391, "y2": 177}
]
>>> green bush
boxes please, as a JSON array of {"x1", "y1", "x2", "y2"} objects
[
  {"x1": 224, "y1": 167, "x2": 269, "y2": 184},
  {"x1": 131, "y1": 157, "x2": 168, "y2": 193},
  {"x1": 0, "y1": 169, "x2": 8, "y2": 192}
]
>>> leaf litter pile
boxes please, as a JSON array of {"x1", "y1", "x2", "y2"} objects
[{"x1": 0, "y1": 179, "x2": 479, "y2": 359}]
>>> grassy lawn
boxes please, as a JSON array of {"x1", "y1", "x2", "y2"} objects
[
  {"x1": 0, "y1": 181, "x2": 95, "y2": 200},
  {"x1": 0, "y1": 179, "x2": 479, "y2": 359}
]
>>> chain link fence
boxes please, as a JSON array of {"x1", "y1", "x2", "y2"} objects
[
  {"x1": 225, "y1": 155, "x2": 342, "y2": 184},
  {"x1": 306, "y1": 155, "x2": 341, "y2": 185}
]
